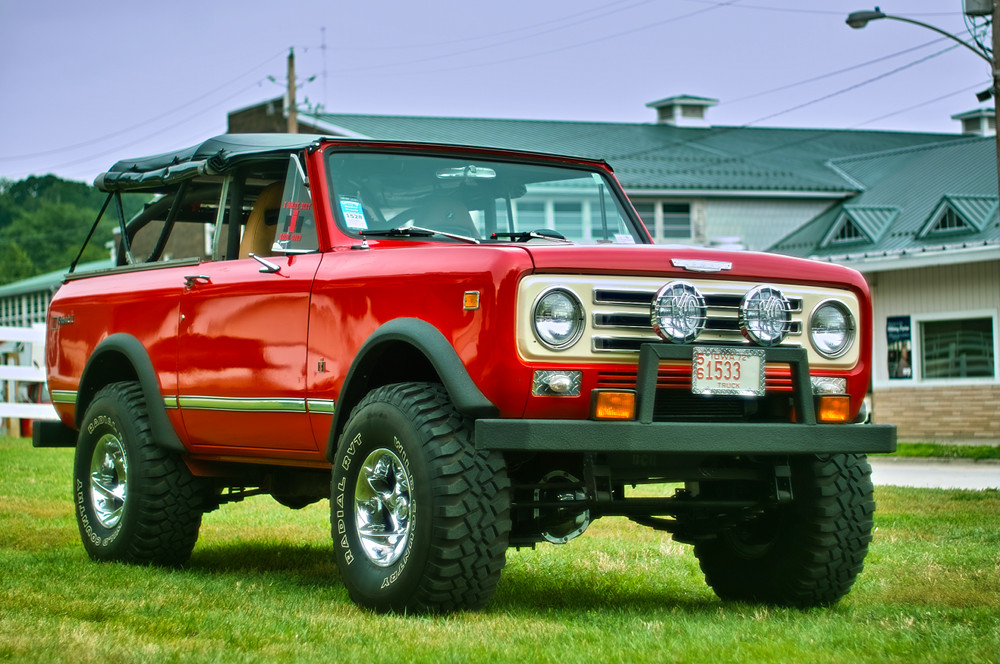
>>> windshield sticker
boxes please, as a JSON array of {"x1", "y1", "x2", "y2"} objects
[
  {"x1": 614, "y1": 233, "x2": 636, "y2": 244},
  {"x1": 280, "y1": 201, "x2": 310, "y2": 243},
  {"x1": 339, "y1": 197, "x2": 368, "y2": 230}
]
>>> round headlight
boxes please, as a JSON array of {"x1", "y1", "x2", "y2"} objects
[
  {"x1": 533, "y1": 288, "x2": 585, "y2": 350},
  {"x1": 651, "y1": 281, "x2": 706, "y2": 343},
  {"x1": 810, "y1": 300, "x2": 855, "y2": 358},
  {"x1": 740, "y1": 285, "x2": 791, "y2": 346}
]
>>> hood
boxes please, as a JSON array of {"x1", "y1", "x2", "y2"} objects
[{"x1": 519, "y1": 243, "x2": 870, "y2": 293}]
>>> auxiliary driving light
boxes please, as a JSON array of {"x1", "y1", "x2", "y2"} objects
[
  {"x1": 740, "y1": 285, "x2": 791, "y2": 346},
  {"x1": 650, "y1": 281, "x2": 707, "y2": 343}
]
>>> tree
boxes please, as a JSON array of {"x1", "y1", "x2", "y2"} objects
[
  {"x1": 0, "y1": 175, "x2": 105, "y2": 224},
  {"x1": 0, "y1": 242, "x2": 36, "y2": 284},
  {"x1": 0, "y1": 201, "x2": 113, "y2": 278},
  {"x1": 0, "y1": 175, "x2": 116, "y2": 285}
]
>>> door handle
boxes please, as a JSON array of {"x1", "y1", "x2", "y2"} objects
[{"x1": 184, "y1": 275, "x2": 211, "y2": 289}]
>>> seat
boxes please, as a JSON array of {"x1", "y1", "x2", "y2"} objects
[
  {"x1": 239, "y1": 182, "x2": 283, "y2": 259},
  {"x1": 414, "y1": 196, "x2": 479, "y2": 238}
]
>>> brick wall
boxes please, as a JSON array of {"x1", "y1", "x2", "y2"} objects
[
  {"x1": 227, "y1": 98, "x2": 323, "y2": 134},
  {"x1": 873, "y1": 384, "x2": 1000, "y2": 443},
  {"x1": 229, "y1": 100, "x2": 288, "y2": 133}
]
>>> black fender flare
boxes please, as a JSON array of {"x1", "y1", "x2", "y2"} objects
[
  {"x1": 77, "y1": 333, "x2": 186, "y2": 454},
  {"x1": 326, "y1": 318, "x2": 498, "y2": 462}
]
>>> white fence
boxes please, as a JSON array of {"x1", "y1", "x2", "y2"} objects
[{"x1": 0, "y1": 324, "x2": 58, "y2": 431}]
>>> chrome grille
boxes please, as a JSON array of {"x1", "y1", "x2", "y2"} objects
[{"x1": 592, "y1": 287, "x2": 803, "y2": 353}]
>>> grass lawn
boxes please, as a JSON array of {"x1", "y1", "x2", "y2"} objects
[
  {"x1": 889, "y1": 442, "x2": 1000, "y2": 461},
  {"x1": 2, "y1": 436, "x2": 998, "y2": 663}
]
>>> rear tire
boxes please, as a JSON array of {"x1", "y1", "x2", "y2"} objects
[
  {"x1": 331, "y1": 382, "x2": 510, "y2": 613},
  {"x1": 74, "y1": 381, "x2": 205, "y2": 566},
  {"x1": 693, "y1": 454, "x2": 875, "y2": 607}
]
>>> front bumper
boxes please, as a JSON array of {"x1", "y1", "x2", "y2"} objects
[
  {"x1": 477, "y1": 342, "x2": 896, "y2": 455},
  {"x1": 475, "y1": 419, "x2": 896, "y2": 455}
]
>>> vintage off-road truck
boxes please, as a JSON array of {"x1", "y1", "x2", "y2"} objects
[{"x1": 34, "y1": 134, "x2": 895, "y2": 612}]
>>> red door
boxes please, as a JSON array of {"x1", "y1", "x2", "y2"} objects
[{"x1": 176, "y1": 253, "x2": 324, "y2": 462}]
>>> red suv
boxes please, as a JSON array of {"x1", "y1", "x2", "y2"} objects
[{"x1": 35, "y1": 134, "x2": 895, "y2": 613}]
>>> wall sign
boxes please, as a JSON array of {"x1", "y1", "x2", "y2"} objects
[{"x1": 887, "y1": 315, "x2": 912, "y2": 379}]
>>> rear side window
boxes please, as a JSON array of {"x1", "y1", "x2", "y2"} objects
[{"x1": 125, "y1": 184, "x2": 223, "y2": 264}]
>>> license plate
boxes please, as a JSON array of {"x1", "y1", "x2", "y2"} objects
[{"x1": 691, "y1": 347, "x2": 766, "y2": 397}]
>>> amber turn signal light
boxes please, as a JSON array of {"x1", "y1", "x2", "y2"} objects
[
  {"x1": 463, "y1": 291, "x2": 480, "y2": 310},
  {"x1": 592, "y1": 390, "x2": 636, "y2": 420},
  {"x1": 817, "y1": 395, "x2": 851, "y2": 423}
]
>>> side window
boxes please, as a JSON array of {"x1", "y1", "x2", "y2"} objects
[
  {"x1": 272, "y1": 155, "x2": 318, "y2": 254},
  {"x1": 124, "y1": 183, "x2": 224, "y2": 265}
]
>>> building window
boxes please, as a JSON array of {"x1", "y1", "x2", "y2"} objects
[
  {"x1": 920, "y1": 317, "x2": 995, "y2": 379},
  {"x1": 632, "y1": 201, "x2": 692, "y2": 242},
  {"x1": 513, "y1": 201, "x2": 546, "y2": 230},
  {"x1": 634, "y1": 202, "x2": 655, "y2": 230},
  {"x1": 553, "y1": 202, "x2": 584, "y2": 241}
]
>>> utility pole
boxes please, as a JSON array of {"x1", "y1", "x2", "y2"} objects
[
  {"x1": 992, "y1": 1, "x2": 999, "y2": 198},
  {"x1": 287, "y1": 47, "x2": 298, "y2": 134}
]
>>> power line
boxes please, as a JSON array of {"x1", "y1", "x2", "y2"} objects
[
  {"x1": 327, "y1": 0, "x2": 740, "y2": 77},
  {"x1": 853, "y1": 80, "x2": 991, "y2": 127},
  {"x1": 320, "y1": 0, "x2": 654, "y2": 52},
  {"x1": 726, "y1": 36, "x2": 950, "y2": 104},
  {"x1": 737, "y1": 42, "x2": 963, "y2": 128},
  {"x1": 35, "y1": 79, "x2": 274, "y2": 176},
  {"x1": 0, "y1": 49, "x2": 287, "y2": 164},
  {"x1": 605, "y1": 42, "x2": 966, "y2": 172},
  {"x1": 678, "y1": 0, "x2": 959, "y2": 18}
]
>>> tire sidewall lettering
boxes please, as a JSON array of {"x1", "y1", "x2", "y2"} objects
[
  {"x1": 333, "y1": 414, "x2": 423, "y2": 597},
  {"x1": 86, "y1": 414, "x2": 118, "y2": 437},
  {"x1": 75, "y1": 400, "x2": 130, "y2": 556}
]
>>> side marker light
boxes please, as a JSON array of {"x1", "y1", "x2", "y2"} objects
[{"x1": 463, "y1": 291, "x2": 480, "y2": 310}]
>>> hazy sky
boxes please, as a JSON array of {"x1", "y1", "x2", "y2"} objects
[{"x1": 0, "y1": 0, "x2": 992, "y2": 183}]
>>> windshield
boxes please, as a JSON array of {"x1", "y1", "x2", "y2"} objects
[{"x1": 326, "y1": 151, "x2": 647, "y2": 244}]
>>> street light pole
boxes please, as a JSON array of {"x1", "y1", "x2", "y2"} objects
[{"x1": 846, "y1": 6, "x2": 1000, "y2": 198}]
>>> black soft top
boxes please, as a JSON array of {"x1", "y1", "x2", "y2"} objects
[
  {"x1": 94, "y1": 134, "x2": 324, "y2": 191},
  {"x1": 94, "y1": 133, "x2": 613, "y2": 192}
]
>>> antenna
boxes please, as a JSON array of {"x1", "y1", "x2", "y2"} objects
[{"x1": 321, "y1": 26, "x2": 328, "y2": 109}]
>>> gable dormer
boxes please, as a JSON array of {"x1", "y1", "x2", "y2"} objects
[
  {"x1": 821, "y1": 206, "x2": 899, "y2": 248},
  {"x1": 918, "y1": 195, "x2": 996, "y2": 238}
]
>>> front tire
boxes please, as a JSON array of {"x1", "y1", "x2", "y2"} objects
[
  {"x1": 331, "y1": 382, "x2": 510, "y2": 613},
  {"x1": 74, "y1": 381, "x2": 205, "y2": 566},
  {"x1": 693, "y1": 454, "x2": 875, "y2": 607}
]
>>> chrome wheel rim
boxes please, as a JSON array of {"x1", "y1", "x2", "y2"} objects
[
  {"x1": 354, "y1": 448, "x2": 413, "y2": 567},
  {"x1": 89, "y1": 433, "x2": 128, "y2": 529}
]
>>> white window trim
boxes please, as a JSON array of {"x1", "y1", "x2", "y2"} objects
[
  {"x1": 634, "y1": 199, "x2": 694, "y2": 243},
  {"x1": 906, "y1": 308, "x2": 999, "y2": 387}
]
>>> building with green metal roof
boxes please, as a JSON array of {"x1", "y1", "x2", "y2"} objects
[
  {"x1": 0, "y1": 260, "x2": 113, "y2": 327},
  {"x1": 229, "y1": 96, "x2": 965, "y2": 250}
]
